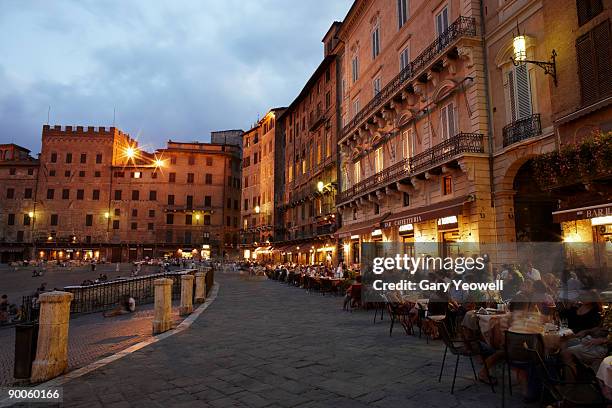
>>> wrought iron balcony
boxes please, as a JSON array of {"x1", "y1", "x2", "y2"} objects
[
  {"x1": 337, "y1": 132, "x2": 484, "y2": 205},
  {"x1": 309, "y1": 107, "x2": 326, "y2": 131},
  {"x1": 316, "y1": 224, "x2": 336, "y2": 236},
  {"x1": 164, "y1": 205, "x2": 214, "y2": 213},
  {"x1": 502, "y1": 114, "x2": 542, "y2": 147},
  {"x1": 341, "y1": 16, "x2": 477, "y2": 139}
]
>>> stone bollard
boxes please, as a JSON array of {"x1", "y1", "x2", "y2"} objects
[
  {"x1": 179, "y1": 274, "x2": 194, "y2": 316},
  {"x1": 30, "y1": 291, "x2": 73, "y2": 383},
  {"x1": 194, "y1": 272, "x2": 206, "y2": 304},
  {"x1": 152, "y1": 278, "x2": 173, "y2": 334}
]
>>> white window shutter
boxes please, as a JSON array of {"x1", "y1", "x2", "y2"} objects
[
  {"x1": 507, "y1": 71, "x2": 517, "y2": 122},
  {"x1": 515, "y1": 64, "x2": 532, "y2": 119},
  {"x1": 448, "y1": 102, "x2": 455, "y2": 138}
]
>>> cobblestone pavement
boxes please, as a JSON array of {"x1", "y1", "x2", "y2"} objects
[
  {"x1": 51, "y1": 271, "x2": 523, "y2": 408},
  {"x1": 0, "y1": 301, "x2": 183, "y2": 387}
]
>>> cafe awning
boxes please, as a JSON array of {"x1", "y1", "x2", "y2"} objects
[
  {"x1": 382, "y1": 196, "x2": 468, "y2": 229},
  {"x1": 552, "y1": 202, "x2": 612, "y2": 223},
  {"x1": 335, "y1": 212, "x2": 390, "y2": 239}
]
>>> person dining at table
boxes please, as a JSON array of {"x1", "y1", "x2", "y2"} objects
[
  {"x1": 559, "y1": 290, "x2": 602, "y2": 335},
  {"x1": 477, "y1": 294, "x2": 545, "y2": 388},
  {"x1": 531, "y1": 280, "x2": 555, "y2": 315},
  {"x1": 560, "y1": 291, "x2": 609, "y2": 374}
]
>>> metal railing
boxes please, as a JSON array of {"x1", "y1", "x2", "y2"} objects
[
  {"x1": 309, "y1": 108, "x2": 326, "y2": 131},
  {"x1": 337, "y1": 132, "x2": 484, "y2": 204},
  {"x1": 341, "y1": 16, "x2": 477, "y2": 139},
  {"x1": 502, "y1": 114, "x2": 542, "y2": 147},
  {"x1": 17, "y1": 268, "x2": 215, "y2": 321}
]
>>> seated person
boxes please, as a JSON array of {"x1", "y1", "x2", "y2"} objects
[
  {"x1": 559, "y1": 291, "x2": 602, "y2": 334},
  {"x1": 342, "y1": 275, "x2": 362, "y2": 310},
  {"x1": 562, "y1": 298, "x2": 611, "y2": 373},
  {"x1": 530, "y1": 280, "x2": 555, "y2": 315},
  {"x1": 478, "y1": 294, "x2": 544, "y2": 385}
]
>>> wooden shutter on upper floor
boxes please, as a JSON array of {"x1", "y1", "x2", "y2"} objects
[
  {"x1": 576, "y1": 20, "x2": 612, "y2": 105},
  {"x1": 576, "y1": 0, "x2": 603, "y2": 27}
]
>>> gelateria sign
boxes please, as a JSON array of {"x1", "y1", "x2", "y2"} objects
[{"x1": 552, "y1": 203, "x2": 612, "y2": 223}]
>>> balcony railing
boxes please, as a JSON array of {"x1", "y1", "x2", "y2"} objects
[
  {"x1": 309, "y1": 108, "x2": 326, "y2": 131},
  {"x1": 341, "y1": 16, "x2": 477, "y2": 139},
  {"x1": 316, "y1": 224, "x2": 335, "y2": 236},
  {"x1": 502, "y1": 114, "x2": 542, "y2": 147},
  {"x1": 337, "y1": 132, "x2": 484, "y2": 204}
]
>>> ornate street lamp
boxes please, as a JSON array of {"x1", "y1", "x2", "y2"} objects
[{"x1": 511, "y1": 25, "x2": 557, "y2": 86}]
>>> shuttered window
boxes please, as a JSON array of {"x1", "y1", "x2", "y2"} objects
[
  {"x1": 576, "y1": 0, "x2": 603, "y2": 26},
  {"x1": 398, "y1": 0, "x2": 409, "y2": 28},
  {"x1": 576, "y1": 20, "x2": 612, "y2": 105},
  {"x1": 506, "y1": 65, "x2": 533, "y2": 122},
  {"x1": 440, "y1": 102, "x2": 456, "y2": 140},
  {"x1": 435, "y1": 6, "x2": 449, "y2": 36},
  {"x1": 353, "y1": 160, "x2": 361, "y2": 184},
  {"x1": 402, "y1": 128, "x2": 415, "y2": 158}
]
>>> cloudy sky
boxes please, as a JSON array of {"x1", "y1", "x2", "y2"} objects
[{"x1": 0, "y1": 0, "x2": 349, "y2": 153}]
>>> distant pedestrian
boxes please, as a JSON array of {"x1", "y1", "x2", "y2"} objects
[
  {"x1": 0, "y1": 295, "x2": 9, "y2": 324},
  {"x1": 116, "y1": 263, "x2": 120, "y2": 274}
]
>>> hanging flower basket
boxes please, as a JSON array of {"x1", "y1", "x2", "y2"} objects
[{"x1": 531, "y1": 131, "x2": 612, "y2": 189}]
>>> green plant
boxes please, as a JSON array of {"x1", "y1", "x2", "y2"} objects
[{"x1": 531, "y1": 131, "x2": 611, "y2": 189}]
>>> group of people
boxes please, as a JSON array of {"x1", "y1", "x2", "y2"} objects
[{"x1": 268, "y1": 262, "x2": 347, "y2": 280}]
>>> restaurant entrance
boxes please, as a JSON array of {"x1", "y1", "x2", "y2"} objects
[{"x1": 513, "y1": 162, "x2": 561, "y2": 242}]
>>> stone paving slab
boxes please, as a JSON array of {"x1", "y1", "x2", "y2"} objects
[
  {"x1": 25, "y1": 272, "x2": 525, "y2": 407},
  {"x1": 0, "y1": 301, "x2": 183, "y2": 387}
]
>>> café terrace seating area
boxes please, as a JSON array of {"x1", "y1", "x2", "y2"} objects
[{"x1": 248, "y1": 262, "x2": 612, "y2": 407}]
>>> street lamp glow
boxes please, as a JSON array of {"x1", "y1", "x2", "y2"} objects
[
  {"x1": 28, "y1": 211, "x2": 34, "y2": 218},
  {"x1": 255, "y1": 205, "x2": 261, "y2": 214},
  {"x1": 126, "y1": 146, "x2": 136, "y2": 159},
  {"x1": 104, "y1": 212, "x2": 110, "y2": 219},
  {"x1": 317, "y1": 181, "x2": 324, "y2": 192},
  {"x1": 195, "y1": 214, "x2": 200, "y2": 221},
  {"x1": 513, "y1": 35, "x2": 527, "y2": 62},
  {"x1": 154, "y1": 158, "x2": 164, "y2": 167}
]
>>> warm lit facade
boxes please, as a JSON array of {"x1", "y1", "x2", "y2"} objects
[
  {"x1": 240, "y1": 108, "x2": 285, "y2": 260},
  {"x1": 274, "y1": 23, "x2": 341, "y2": 266},
  {"x1": 484, "y1": 0, "x2": 611, "y2": 269},
  {"x1": 334, "y1": 0, "x2": 494, "y2": 267},
  {"x1": 0, "y1": 144, "x2": 40, "y2": 262},
  {"x1": 0, "y1": 125, "x2": 242, "y2": 262}
]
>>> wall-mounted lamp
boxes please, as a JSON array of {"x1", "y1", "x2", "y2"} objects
[{"x1": 511, "y1": 25, "x2": 557, "y2": 86}]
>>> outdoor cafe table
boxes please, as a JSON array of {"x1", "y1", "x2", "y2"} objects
[{"x1": 462, "y1": 310, "x2": 572, "y2": 352}]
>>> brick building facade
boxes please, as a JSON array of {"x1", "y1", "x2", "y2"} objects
[
  {"x1": 333, "y1": 0, "x2": 494, "y2": 268},
  {"x1": 240, "y1": 109, "x2": 285, "y2": 260},
  {"x1": 273, "y1": 23, "x2": 341, "y2": 266},
  {"x1": 0, "y1": 125, "x2": 242, "y2": 262}
]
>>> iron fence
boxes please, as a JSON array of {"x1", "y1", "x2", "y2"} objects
[{"x1": 18, "y1": 267, "x2": 215, "y2": 318}]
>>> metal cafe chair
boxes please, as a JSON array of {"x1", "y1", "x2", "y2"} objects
[
  {"x1": 436, "y1": 319, "x2": 496, "y2": 395},
  {"x1": 523, "y1": 343, "x2": 606, "y2": 407},
  {"x1": 502, "y1": 331, "x2": 544, "y2": 398}
]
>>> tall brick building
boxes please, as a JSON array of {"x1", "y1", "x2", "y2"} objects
[
  {"x1": 273, "y1": 23, "x2": 341, "y2": 266},
  {"x1": 332, "y1": 0, "x2": 493, "y2": 267},
  {"x1": 240, "y1": 108, "x2": 285, "y2": 259},
  {"x1": 0, "y1": 125, "x2": 242, "y2": 262},
  {"x1": 484, "y1": 0, "x2": 611, "y2": 264}
]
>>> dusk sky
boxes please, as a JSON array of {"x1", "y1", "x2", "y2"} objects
[{"x1": 0, "y1": 1, "x2": 350, "y2": 153}]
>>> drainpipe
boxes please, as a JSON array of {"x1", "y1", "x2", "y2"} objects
[{"x1": 479, "y1": 0, "x2": 499, "y2": 257}]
